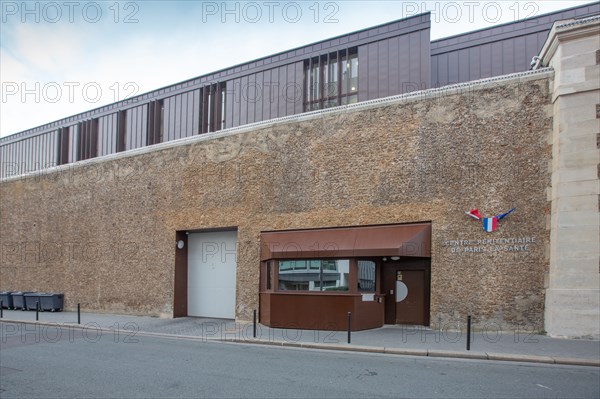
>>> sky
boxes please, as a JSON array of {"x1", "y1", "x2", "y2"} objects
[{"x1": 0, "y1": 0, "x2": 594, "y2": 137}]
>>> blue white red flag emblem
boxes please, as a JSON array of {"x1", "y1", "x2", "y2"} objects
[
  {"x1": 483, "y1": 217, "x2": 498, "y2": 232},
  {"x1": 466, "y1": 208, "x2": 515, "y2": 232}
]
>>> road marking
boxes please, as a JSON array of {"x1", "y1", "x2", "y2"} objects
[{"x1": 536, "y1": 384, "x2": 552, "y2": 390}]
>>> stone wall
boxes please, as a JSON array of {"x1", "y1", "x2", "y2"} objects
[
  {"x1": 541, "y1": 17, "x2": 600, "y2": 338},
  {"x1": 0, "y1": 72, "x2": 553, "y2": 331}
]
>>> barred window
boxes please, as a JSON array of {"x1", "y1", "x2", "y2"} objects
[{"x1": 304, "y1": 48, "x2": 358, "y2": 111}]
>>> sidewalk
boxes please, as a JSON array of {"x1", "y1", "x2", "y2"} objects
[{"x1": 1, "y1": 309, "x2": 598, "y2": 367}]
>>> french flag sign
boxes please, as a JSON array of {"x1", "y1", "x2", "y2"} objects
[
  {"x1": 482, "y1": 217, "x2": 498, "y2": 232},
  {"x1": 466, "y1": 208, "x2": 515, "y2": 232}
]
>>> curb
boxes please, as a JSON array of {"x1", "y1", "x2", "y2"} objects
[{"x1": 1, "y1": 319, "x2": 598, "y2": 367}]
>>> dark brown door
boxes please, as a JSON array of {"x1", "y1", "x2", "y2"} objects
[{"x1": 383, "y1": 261, "x2": 429, "y2": 325}]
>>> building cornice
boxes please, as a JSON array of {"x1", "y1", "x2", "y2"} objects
[{"x1": 540, "y1": 15, "x2": 600, "y2": 67}]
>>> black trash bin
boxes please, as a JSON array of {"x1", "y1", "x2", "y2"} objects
[
  {"x1": 24, "y1": 293, "x2": 42, "y2": 311},
  {"x1": 38, "y1": 293, "x2": 64, "y2": 312},
  {"x1": 0, "y1": 291, "x2": 13, "y2": 309},
  {"x1": 10, "y1": 292, "x2": 32, "y2": 310}
]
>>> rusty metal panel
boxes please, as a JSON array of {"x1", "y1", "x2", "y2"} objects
[{"x1": 261, "y1": 223, "x2": 431, "y2": 260}]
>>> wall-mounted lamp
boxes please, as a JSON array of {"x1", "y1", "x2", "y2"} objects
[
  {"x1": 176, "y1": 240, "x2": 185, "y2": 249},
  {"x1": 390, "y1": 256, "x2": 400, "y2": 261},
  {"x1": 382, "y1": 257, "x2": 387, "y2": 262}
]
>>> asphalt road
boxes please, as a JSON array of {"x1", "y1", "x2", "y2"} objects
[{"x1": 1, "y1": 323, "x2": 598, "y2": 398}]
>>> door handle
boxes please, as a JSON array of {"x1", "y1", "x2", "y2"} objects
[{"x1": 390, "y1": 290, "x2": 394, "y2": 294}]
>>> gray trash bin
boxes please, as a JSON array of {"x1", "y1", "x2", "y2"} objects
[
  {"x1": 0, "y1": 291, "x2": 13, "y2": 309},
  {"x1": 39, "y1": 293, "x2": 64, "y2": 312},
  {"x1": 24, "y1": 293, "x2": 42, "y2": 311},
  {"x1": 10, "y1": 292, "x2": 32, "y2": 310}
]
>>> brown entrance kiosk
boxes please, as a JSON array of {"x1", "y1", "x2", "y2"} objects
[{"x1": 259, "y1": 223, "x2": 431, "y2": 331}]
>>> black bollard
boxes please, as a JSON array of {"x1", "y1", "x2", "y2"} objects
[
  {"x1": 1, "y1": 301, "x2": 3, "y2": 318},
  {"x1": 466, "y1": 315, "x2": 472, "y2": 351},
  {"x1": 77, "y1": 303, "x2": 81, "y2": 324},
  {"x1": 347, "y1": 312, "x2": 352, "y2": 344},
  {"x1": 253, "y1": 309, "x2": 257, "y2": 338},
  {"x1": 36, "y1": 301, "x2": 39, "y2": 321}
]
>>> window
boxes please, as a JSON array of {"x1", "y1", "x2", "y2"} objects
[
  {"x1": 266, "y1": 261, "x2": 273, "y2": 290},
  {"x1": 278, "y1": 259, "x2": 349, "y2": 292},
  {"x1": 56, "y1": 127, "x2": 70, "y2": 165},
  {"x1": 76, "y1": 118, "x2": 98, "y2": 161},
  {"x1": 147, "y1": 99, "x2": 164, "y2": 146},
  {"x1": 201, "y1": 82, "x2": 226, "y2": 134},
  {"x1": 304, "y1": 48, "x2": 358, "y2": 111},
  {"x1": 358, "y1": 260, "x2": 376, "y2": 292}
]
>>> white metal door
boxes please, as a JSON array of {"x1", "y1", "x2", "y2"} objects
[{"x1": 187, "y1": 230, "x2": 237, "y2": 318}]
